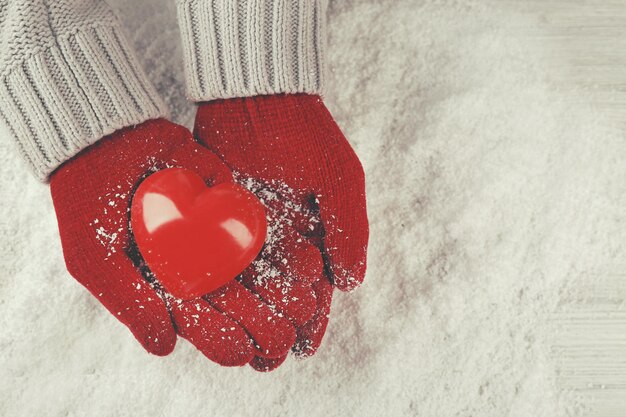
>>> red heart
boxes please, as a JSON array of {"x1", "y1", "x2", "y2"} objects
[{"x1": 130, "y1": 168, "x2": 267, "y2": 300}]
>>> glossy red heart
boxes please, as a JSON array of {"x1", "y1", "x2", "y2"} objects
[{"x1": 130, "y1": 168, "x2": 267, "y2": 300}]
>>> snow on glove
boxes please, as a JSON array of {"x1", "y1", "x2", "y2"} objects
[
  {"x1": 194, "y1": 94, "x2": 369, "y2": 361},
  {"x1": 234, "y1": 179, "x2": 332, "y2": 371},
  {"x1": 50, "y1": 119, "x2": 319, "y2": 366}
]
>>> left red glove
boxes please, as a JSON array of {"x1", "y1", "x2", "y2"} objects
[{"x1": 50, "y1": 119, "x2": 319, "y2": 368}]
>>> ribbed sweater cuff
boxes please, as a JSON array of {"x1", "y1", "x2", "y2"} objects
[
  {"x1": 176, "y1": 0, "x2": 326, "y2": 102},
  {"x1": 0, "y1": 25, "x2": 168, "y2": 181}
]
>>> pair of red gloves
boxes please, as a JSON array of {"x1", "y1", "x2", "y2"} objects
[{"x1": 49, "y1": 94, "x2": 368, "y2": 371}]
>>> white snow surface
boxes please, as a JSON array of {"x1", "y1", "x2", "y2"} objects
[{"x1": 1, "y1": 1, "x2": 625, "y2": 416}]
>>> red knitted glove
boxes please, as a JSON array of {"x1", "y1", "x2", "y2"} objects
[
  {"x1": 194, "y1": 94, "x2": 369, "y2": 363},
  {"x1": 50, "y1": 119, "x2": 320, "y2": 367}
]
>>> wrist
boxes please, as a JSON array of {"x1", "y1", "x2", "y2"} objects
[
  {"x1": 0, "y1": 25, "x2": 167, "y2": 182},
  {"x1": 177, "y1": 0, "x2": 327, "y2": 101}
]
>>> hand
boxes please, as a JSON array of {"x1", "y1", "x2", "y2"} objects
[
  {"x1": 50, "y1": 119, "x2": 319, "y2": 367},
  {"x1": 194, "y1": 94, "x2": 370, "y2": 362}
]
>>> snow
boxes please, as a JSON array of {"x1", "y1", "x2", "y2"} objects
[{"x1": 1, "y1": 1, "x2": 625, "y2": 416}]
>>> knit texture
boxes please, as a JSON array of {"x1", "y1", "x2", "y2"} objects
[
  {"x1": 194, "y1": 94, "x2": 369, "y2": 291},
  {"x1": 0, "y1": 0, "x2": 168, "y2": 181},
  {"x1": 176, "y1": 0, "x2": 327, "y2": 101}
]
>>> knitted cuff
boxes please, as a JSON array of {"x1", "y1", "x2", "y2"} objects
[
  {"x1": 176, "y1": 0, "x2": 327, "y2": 101},
  {"x1": 0, "y1": 25, "x2": 168, "y2": 181}
]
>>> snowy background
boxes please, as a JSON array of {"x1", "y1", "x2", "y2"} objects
[{"x1": 2, "y1": 1, "x2": 626, "y2": 416}]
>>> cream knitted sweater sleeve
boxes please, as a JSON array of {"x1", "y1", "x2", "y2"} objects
[
  {"x1": 176, "y1": 0, "x2": 327, "y2": 101},
  {"x1": 0, "y1": 0, "x2": 167, "y2": 181}
]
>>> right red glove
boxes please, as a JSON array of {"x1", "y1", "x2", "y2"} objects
[
  {"x1": 50, "y1": 119, "x2": 320, "y2": 368},
  {"x1": 194, "y1": 94, "x2": 370, "y2": 365}
]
